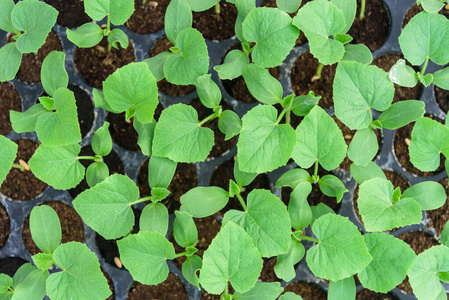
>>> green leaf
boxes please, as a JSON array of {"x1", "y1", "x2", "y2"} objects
[
  {"x1": 107, "y1": 28, "x2": 128, "y2": 50},
  {"x1": 11, "y1": 0, "x2": 57, "y2": 53},
  {"x1": 358, "y1": 233, "x2": 416, "y2": 293},
  {"x1": 310, "y1": 203, "x2": 335, "y2": 225},
  {"x1": 32, "y1": 253, "x2": 54, "y2": 270},
  {"x1": 117, "y1": 231, "x2": 175, "y2": 285},
  {"x1": 12, "y1": 263, "x2": 35, "y2": 288},
  {"x1": 143, "y1": 52, "x2": 170, "y2": 82},
  {"x1": 0, "y1": 0, "x2": 16, "y2": 33},
  {"x1": 218, "y1": 110, "x2": 242, "y2": 141},
  {"x1": 350, "y1": 161, "x2": 386, "y2": 184},
  {"x1": 328, "y1": 277, "x2": 355, "y2": 300},
  {"x1": 408, "y1": 245, "x2": 449, "y2": 300},
  {"x1": 66, "y1": 22, "x2": 104, "y2": 48},
  {"x1": 0, "y1": 135, "x2": 17, "y2": 185},
  {"x1": 234, "y1": 282, "x2": 283, "y2": 299},
  {"x1": 194, "y1": 74, "x2": 221, "y2": 109},
  {"x1": 420, "y1": 0, "x2": 446, "y2": 12},
  {"x1": 180, "y1": 186, "x2": 229, "y2": 217},
  {"x1": 165, "y1": 0, "x2": 192, "y2": 44},
  {"x1": 288, "y1": 182, "x2": 313, "y2": 230},
  {"x1": 275, "y1": 168, "x2": 311, "y2": 189},
  {"x1": 388, "y1": 59, "x2": 418, "y2": 87},
  {"x1": 330, "y1": 0, "x2": 356, "y2": 33},
  {"x1": 292, "y1": 105, "x2": 347, "y2": 170},
  {"x1": 399, "y1": 11, "x2": 449, "y2": 66},
  {"x1": 47, "y1": 242, "x2": 111, "y2": 300},
  {"x1": 174, "y1": 211, "x2": 197, "y2": 248},
  {"x1": 12, "y1": 268, "x2": 48, "y2": 300},
  {"x1": 377, "y1": 100, "x2": 425, "y2": 130},
  {"x1": 214, "y1": 49, "x2": 249, "y2": 80},
  {"x1": 148, "y1": 156, "x2": 177, "y2": 189},
  {"x1": 91, "y1": 122, "x2": 112, "y2": 157},
  {"x1": 347, "y1": 127, "x2": 378, "y2": 166},
  {"x1": 409, "y1": 117, "x2": 449, "y2": 171},
  {"x1": 237, "y1": 105, "x2": 296, "y2": 173},
  {"x1": 0, "y1": 274, "x2": 13, "y2": 293},
  {"x1": 234, "y1": 158, "x2": 257, "y2": 188},
  {"x1": 417, "y1": 72, "x2": 433, "y2": 87},
  {"x1": 342, "y1": 44, "x2": 373, "y2": 65},
  {"x1": 274, "y1": 237, "x2": 305, "y2": 282},
  {"x1": 276, "y1": 0, "x2": 301, "y2": 13},
  {"x1": 234, "y1": 0, "x2": 255, "y2": 42},
  {"x1": 357, "y1": 178, "x2": 422, "y2": 232},
  {"x1": 223, "y1": 189, "x2": 291, "y2": 257},
  {"x1": 164, "y1": 28, "x2": 209, "y2": 85},
  {"x1": 86, "y1": 161, "x2": 109, "y2": 188},
  {"x1": 334, "y1": 33, "x2": 353, "y2": 44},
  {"x1": 182, "y1": 255, "x2": 202, "y2": 289},
  {"x1": 133, "y1": 118, "x2": 156, "y2": 156},
  {"x1": 84, "y1": 0, "x2": 134, "y2": 24},
  {"x1": 152, "y1": 103, "x2": 214, "y2": 162},
  {"x1": 93, "y1": 88, "x2": 120, "y2": 113},
  {"x1": 307, "y1": 214, "x2": 372, "y2": 281},
  {"x1": 30, "y1": 205, "x2": 61, "y2": 254},
  {"x1": 242, "y1": 64, "x2": 283, "y2": 105},
  {"x1": 402, "y1": 181, "x2": 446, "y2": 210},
  {"x1": 318, "y1": 174, "x2": 348, "y2": 203},
  {"x1": 186, "y1": 0, "x2": 219, "y2": 11},
  {"x1": 35, "y1": 88, "x2": 81, "y2": 146},
  {"x1": 73, "y1": 174, "x2": 139, "y2": 239},
  {"x1": 279, "y1": 293, "x2": 303, "y2": 300},
  {"x1": 290, "y1": 92, "x2": 320, "y2": 117},
  {"x1": 40, "y1": 51, "x2": 68, "y2": 97},
  {"x1": 140, "y1": 202, "x2": 168, "y2": 236},
  {"x1": 441, "y1": 221, "x2": 449, "y2": 247},
  {"x1": 28, "y1": 144, "x2": 85, "y2": 190},
  {"x1": 38, "y1": 97, "x2": 54, "y2": 111},
  {"x1": 104, "y1": 62, "x2": 158, "y2": 124},
  {"x1": 333, "y1": 61, "x2": 395, "y2": 130},
  {"x1": 199, "y1": 221, "x2": 263, "y2": 294},
  {"x1": 0, "y1": 42, "x2": 22, "y2": 82},
  {"x1": 433, "y1": 66, "x2": 449, "y2": 90}
]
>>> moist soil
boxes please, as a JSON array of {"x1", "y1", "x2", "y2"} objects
[
  {"x1": 0, "y1": 257, "x2": 27, "y2": 277},
  {"x1": 22, "y1": 201, "x2": 84, "y2": 255},
  {"x1": 435, "y1": 86, "x2": 449, "y2": 114},
  {"x1": 356, "y1": 289, "x2": 398, "y2": 300},
  {"x1": 74, "y1": 37, "x2": 136, "y2": 89},
  {"x1": 282, "y1": 281, "x2": 327, "y2": 300},
  {"x1": 44, "y1": 0, "x2": 91, "y2": 28},
  {"x1": 291, "y1": 51, "x2": 336, "y2": 109},
  {"x1": 259, "y1": 257, "x2": 281, "y2": 282},
  {"x1": 426, "y1": 178, "x2": 449, "y2": 236},
  {"x1": 8, "y1": 30, "x2": 63, "y2": 84},
  {"x1": 0, "y1": 203, "x2": 10, "y2": 248},
  {"x1": 126, "y1": 0, "x2": 169, "y2": 34},
  {"x1": 68, "y1": 145, "x2": 125, "y2": 199},
  {"x1": 1, "y1": 139, "x2": 47, "y2": 200},
  {"x1": 128, "y1": 273, "x2": 188, "y2": 300},
  {"x1": 138, "y1": 159, "x2": 198, "y2": 214},
  {"x1": 70, "y1": 84, "x2": 94, "y2": 138},
  {"x1": 403, "y1": 4, "x2": 449, "y2": 28},
  {"x1": 0, "y1": 82, "x2": 21, "y2": 135},
  {"x1": 193, "y1": 0, "x2": 237, "y2": 41},
  {"x1": 148, "y1": 37, "x2": 195, "y2": 97},
  {"x1": 348, "y1": 0, "x2": 390, "y2": 51},
  {"x1": 394, "y1": 115, "x2": 446, "y2": 177}
]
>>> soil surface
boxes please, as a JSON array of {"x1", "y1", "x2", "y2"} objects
[
  {"x1": 426, "y1": 178, "x2": 449, "y2": 236},
  {"x1": 128, "y1": 274, "x2": 188, "y2": 300},
  {"x1": 435, "y1": 86, "x2": 449, "y2": 114},
  {"x1": 193, "y1": 0, "x2": 237, "y2": 41},
  {"x1": 70, "y1": 84, "x2": 94, "y2": 138},
  {"x1": 22, "y1": 201, "x2": 84, "y2": 255},
  {"x1": 1, "y1": 139, "x2": 47, "y2": 200},
  {"x1": 0, "y1": 203, "x2": 9, "y2": 248},
  {"x1": 0, "y1": 257, "x2": 27, "y2": 277},
  {"x1": 44, "y1": 0, "x2": 91, "y2": 28},
  {"x1": 403, "y1": 4, "x2": 449, "y2": 28},
  {"x1": 282, "y1": 281, "x2": 327, "y2": 300},
  {"x1": 0, "y1": 82, "x2": 21, "y2": 135},
  {"x1": 126, "y1": 0, "x2": 169, "y2": 34},
  {"x1": 259, "y1": 257, "x2": 281, "y2": 282},
  {"x1": 74, "y1": 37, "x2": 135, "y2": 89}
]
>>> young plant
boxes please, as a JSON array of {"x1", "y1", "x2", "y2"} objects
[
  {"x1": 66, "y1": 0, "x2": 135, "y2": 51},
  {"x1": 0, "y1": 0, "x2": 58, "y2": 81}
]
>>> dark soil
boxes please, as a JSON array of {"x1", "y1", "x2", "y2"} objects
[
  {"x1": 193, "y1": 0, "x2": 237, "y2": 41},
  {"x1": 372, "y1": 54, "x2": 422, "y2": 103},
  {"x1": 68, "y1": 145, "x2": 125, "y2": 199},
  {"x1": 8, "y1": 30, "x2": 63, "y2": 84},
  {"x1": 74, "y1": 37, "x2": 136, "y2": 89},
  {"x1": 394, "y1": 115, "x2": 446, "y2": 177},
  {"x1": 44, "y1": 0, "x2": 91, "y2": 28},
  {"x1": 0, "y1": 203, "x2": 9, "y2": 248},
  {"x1": 126, "y1": 0, "x2": 169, "y2": 34},
  {"x1": 435, "y1": 86, "x2": 449, "y2": 114},
  {"x1": 0, "y1": 257, "x2": 27, "y2": 277},
  {"x1": 70, "y1": 84, "x2": 94, "y2": 138},
  {"x1": 128, "y1": 273, "x2": 188, "y2": 300},
  {"x1": 291, "y1": 51, "x2": 336, "y2": 109},
  {"x1": 259, "y1": 257, "x2": 281, "y2": 282},
  {"x1": 282, "y1": 281, "x2": 327, "y2": 300},
  {"x1": 22, "y1": 201, "x2": 84, "y2": 255},
  {"x1": 403, "y1": 4, "x2": 449, "y2": 28},
  {"x1": 348, "y1": 0, "x2": 390, "y2": 51},
  {"x1": 426, "y1": 178, "x2": 449, "y2": 236},
  {"x1": 356, "y1": 289, "x2": 398, "y2": 300},
  {"x1": 148, "y1": 37, "x2": 195, "y2": 97},
  {"x1": 1, "y1": 139, "x2": 48, "y2": 200},
  {"x1": 0, "y1": 82, "x2": 21, "y2": 135},
  {"x1": 137, "y1": 159, "x2": 198, "y2": 214}
]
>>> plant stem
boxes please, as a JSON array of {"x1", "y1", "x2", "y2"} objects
[
  {"x1": 77, "y1": 156, "x2": 97, "y2": 160},
  {"x1": 198, "y1": 112, "x2": 219, "y2": 127},
  {"x1": 275, "y1": 108, "x2": 287, "y2": 125},
  {"x1": 236, "y1": 193, "x2": 248, "y2": 211},
  {"x1": 312, "y1": 63, "x2": 324, "y2": 82},
  {"x1": 106, "y1": 15, "x2": 112, "y2": 52},
  {"x1": 421, "y1": 56, "x2": 430, "y2": 76},
  {"x1": 285, "y1": 111, "x2": 291, "y2": 125},
  {"x1": 359, "y1": 0, "x2": 366, "y2": 20},
  {"x1": 129, "y1": 196, "x2": 153, "y2": 205},
  {"x1": 215, "y1": 2, "x2": 220, "y2": 14},
  {"x1": 296, "y1": 235, "x2": 319, "y2": 243},
  {"x1": 11, "y1": 163, "x2": 24, "y2": 172},
  {"x1": 174, "y1": 251, "x2": 187, "y2": 258},
  {"x1": 314, "y1": 160, "x2": 319, "y2": 178}
]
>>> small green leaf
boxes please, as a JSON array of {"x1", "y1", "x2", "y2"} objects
[
  {"x1": 342, "y1": 44, "x2": 373, "y2": 65},
  {"x1": 442, "y1": 221, "x2": 449, "y2": 247},
  {"x1": 91, "y1": 122, "x2": 112, "y2": 156},
  {"x1": 12, "y1": 263, "x2": 35, "y2": 288},
  {"x1": 0, "y1": 0, "x2": 16, "y2": 33},
  {"x1": 30, "y1": 205, "x2": 61, "y2": 254},
  {"x1": 290, "y1": 92, "x2": 320, "y2": 117},
  {"x1": 420, "y1": 0, "x2": 446, "y2": 12},
  {"x1": 402, "y1": 181, "x2": 446, "y2": 210},
  {"x1": 334, "y1": 33, "x2": 352, "y2": 44},
  {"x1": 182, "y1": 255, "x2": 202, "y2": 289},
  {"x1": 117, "y1": 231, "x2": 175, "y2": 285},
  {"x1": 310, "y1": 203, "x2": 335, "y2": 225},
  {"x1": 328, "y1": 277, "x2": 355, "y2": 300},
  {"x1": 234, "y1": 158, "x2": 257, "y2": 188},
  {"x1": 66, "y1": 22, "x2": 104, "y2": 48},
  {"x1": 174, "y1": 211, "x2": 198, "y2": 248},
  {"x1": 32, "y1": 253, "x2": 54, "y2": 270},
  {"x1": 0, "y1": 135, "x2": 17, "y2": 185},
  {"x1": 84, "y1": 0, "x2": 134, "y2": 25},
  {"x1": 0, "y1": 42, "x2": 22, "y2": 82},
  {"x1": 140, "y1": 202, "x2": 168, "y2": 236},
  {"x1": 218, "y1": 110, "x2": 242, "y2": 140},
  {"x1": 199, "y1": 221, "x2": 263, "y2": 294},
  {"x1": 275, "y1": 168, "x2": 311, "y2": 189},
  {"x1": 28, "y1": 144, "x2": 85, "y2": 190},
  {"x1": 307, "y1": 214, "x2": 372, "y2": 281},
  {"x1": 12, "y1": 268, "x2": 48, "y2": 300},
  {"x1": 194, "y1": 74, "x2": 221, "y2": 109},
  {"x1": 350, "y1": 161, "x2": 385, "y2": 184},
  {"x1": 279, "y1": 293, "x2": 303, "y2": 300},
  {"x1": 234, "y1": 282, "x2": 283, "y2": 299},
  {"x1": 347, "y1": 127, "x2": 378, "y2": 166},
  {"x1": 152, "y1": 103, "x2": 214, "y2": 162},
  {"x1": 242, "y1": 64, "x2": 283, "y2": 105},
  {"x1": 148, "y1": 156, "x2": 177, "y2": 189},
  {"x1": 274, "y1": 237, "x2": 305, "y2": 282},
  {"x1": 180, "y1": 186, "x2": 229, "y2": 218},
  {"x1": 276, "y1": 0, "x2": 301, "y2": 13},
  {"x1": 433, "y1": 66, "x2": 449, "y2": 90},
  {"x1": 377, "y1": 100, "x2": 425, "y2": 130},
  {"x1": 38, "y1": 97, "x2": 54, "y2": 111},
  {"x1": 417, "y1": 72, "x2": 433, "y2": 87},
  {"x1": 143, "y1": 52, "x2": 170, "y2": 82},
  {"x1": 107, "y1": 28, "x2": 128, "y2": 50},
  {"x1": 47, "y1": 242, "x2": 111, "y2": 300},
  {"x1": 437, "y1": 271, "x2": 449, "y2": 283},
  {"x1": 86, "y1": 161, "x2": 109, "y2": 188},
  {"x1": 164, "y1": 0, "x2": 192, "y2": 44},
  {"x1": 388, "y1": 59, "x2": 418, "y2": 87},
  {"x1": 318, "y1": 174, "x2": 348, "y2": 203},
  {"x1": 151, "y1": 187, "x2": 170, "y2": 202},
  {"x1": 40, "y1": 51, "x2": 68, "y2": 97},
  {"x1": 186, "y1": 0, "x2": 219, "y2": 11},
  {"x1": 133, "y1": 118, "x2": 156, "y2": 156},
  {"x1": 73, "y1": 174, "x2": 139, "y2": 239},
  {"x1": 288, "y1": 181, "x2": 313, "y2": 230},
  {"x1": 214, "y1": 49, "x2": 249, "y2": 80},
  {"x1": 0, "y1": 274, "x2": 13, "y2": 293}
]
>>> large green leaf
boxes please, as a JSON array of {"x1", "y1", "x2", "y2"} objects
[
  {"x1": 117, "y1": 231, "x2": 175, "y2": 285},
  {"x1": 234, "y1": 0, "x2": 255, "y2": 42},
  {"x1": 237, "y1": 105, "x2": 296, "y2": 173},
  {"x1": 358, "y1": 233, "x2": 416, "y2": 293},
  {"x1": 46, "y1": 242, "x2": 111, "y2": 300},
  {"x1": 103, "y1": 62, "x2": 158, "y2": 125},
  {"x1": 30, "y1": 205, "x2": 61, "y2": 254},
  {"x1": 399, "y1": 11, "x2": 449, "y2": 66},
  {"x1": 199, "y1": 221, "x2": 263, "y2": 294},
  {"x1": 28, "y1": 144, "x2": 84, "y2": 190},
  {"x1": 164, "y1": 0, "x2": 192, "y2": 44},
  {"x1": 276, "y1": 0, "x2": 301, "y2": 13},
  {"x1": 377, "y1": 100, "x2": 425, "y2": 130},
  {"x1": 233, "y1": 282, "x2": 283, "y2": 299},
  {"x1": 350, "y1": 161, "x2": 385, "y2": 185},
  {"x1": 180, "y1": 186, "x2": 229, "y2": 217},
  {"x1": 0, "y1": 42, "x2": 22, "y2": 82},
  {"x1": 84, "y1": 0, "x2": 134, "y2": 25},
  {"x1": 292, "y1": 106, "x2": 347, "y2": 170},
  {"x1": 0, "y1": 135, "x2": 17, "y2": 185},
  {"x1": 152, "y1": 104, "x2": 214, "y2": 162},
  {"x1": 333, "y1": 61, "x2": 394, "y2": 130},
  {"x1": 357, "y1": 178, "x2": 422, "y2": 232},
  {"x1": 12, "y1": 268, "x2": 48, "y2": 300},
  {"x1": 274, "y1": 237, "x2": 305, "y2": 282},
  {"x1": 222, "y1": 189, "x2": 291, "y2": 257},
  {"x1": 341, "y1": 44, "x2": 373, "y2": 65},
  {"x1": 330, "y1": 0, "x2": 356, "y2": 33},
  {"x1": 11, "y1": 0, "x2": 57, "y2": 53},
  {"x1": 242, "y1": 64, "x2": 283, "y2": 105},
  {"x1": 41, "y1": 51, "x2": 68, "y2": 97},
  {"x1": 307, "y1": 214, "x2": 372, "y2": 281},
  {"x1": 0, "y1": 0, "x2": 16, "y2": 33},
  {"x1": 73, "y1": 174, "x2": 139, "y2": 239},
  {"x1": 328, "y1": 277, "x2": 355, "y2": 300},
  {"x1": 242, "y1": 7, "x2": 298, "y2": 68},
  {"x1": 402, "y1": 181, "x2": 446, "y2": 210}
]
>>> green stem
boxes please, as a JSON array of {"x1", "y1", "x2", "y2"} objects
[
  {"x1": 77, "y1": 156, "x2": 97, "y2": 160},
  {"x1": 214, "y1": 2, "x2": 220, "y2": 14},
  {"x1": 198, "y1": 112, "x2": 219, "y2": 127},
  {"x1": 359, "y1": 0, "x2": 366, "y2": 20},
  {"x1": 285, "y1": 111, "x2": 291, "y2": 125},
  {"x1": 174, "y1": 251, "x2": 187, "y2": 258},
  {"x1": 275, "y1": 108, "x2": 287, "y2": 125},
  {"x1": 11, "y1": 163, "x2": 24, "y2": 172},
  {"x1": 296, "y1": 235, "x2": 319, "y2": 243},
  {"x1": 314, "y1": 160, "x2": 319, "y2": 178},
  {"x1": 236, "y1": 193, "x2": 248, "y2": 211},
  {"x1": 106, "y1": 15, "x2": 112, "y2": 52},
  {"x1": 314, "y1": 63, "x2": 324, "y2": 81},
  {"x1": 421, "y1": 56, "x2": 430, "y2": 76},
  {"x1": 224, "y1": 284, "x2": 229, "y2": 297},
  {"x1": 129, "y1": 196, "x2": 153, "y2": 205}
]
